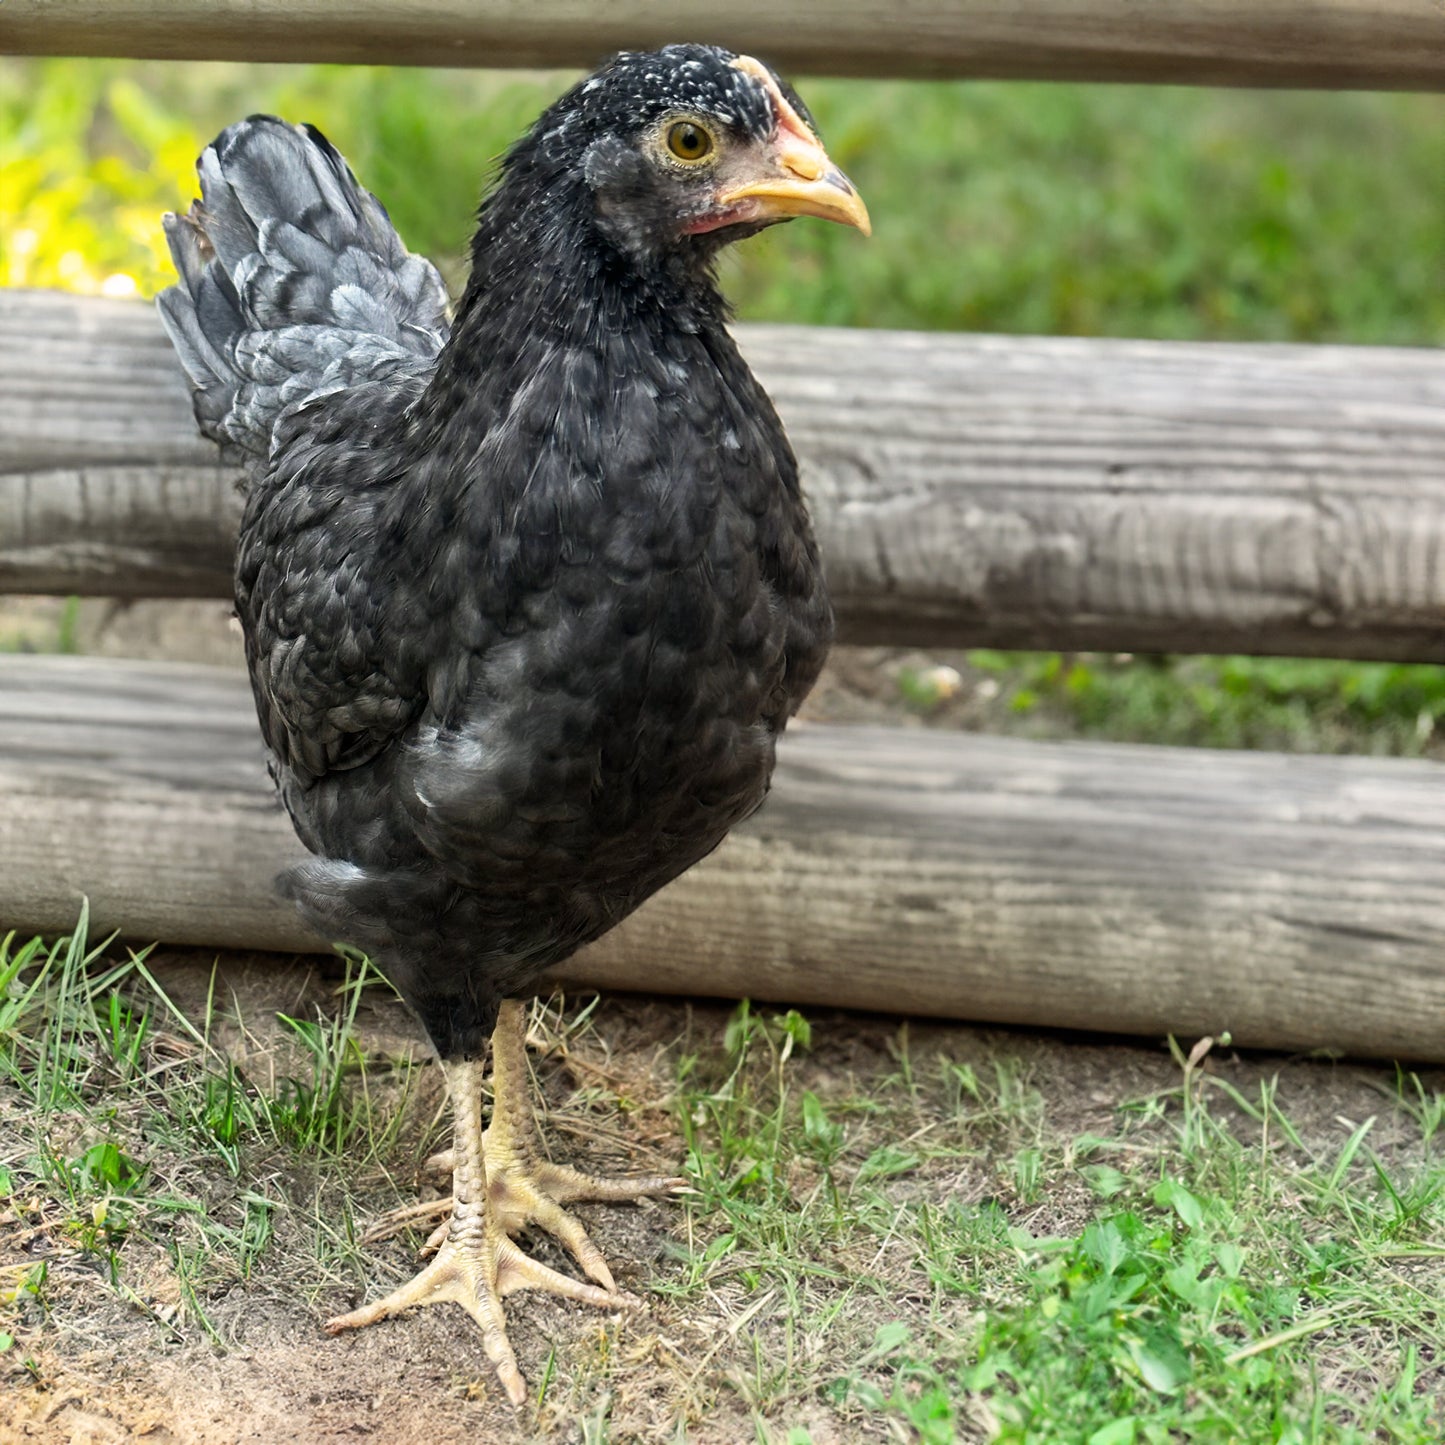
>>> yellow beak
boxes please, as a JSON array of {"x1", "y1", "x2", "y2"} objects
[
  {"x1": 716, "y1": 153, "x2": 871, "y2": 235},
  {"x1": 718, "y1": 56, "x2": 872, "y2": 237}
]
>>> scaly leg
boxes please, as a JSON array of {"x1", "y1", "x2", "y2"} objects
[
  {"x1": 325, "y1": 1053, "x2": 619, "y2": 1407},
  {"x1": 361, "y1": 1000, "x2": 687, "y2": 1278},
  {"x1": 479, "y1": 998, "x2": 687, "y2": 1290}
]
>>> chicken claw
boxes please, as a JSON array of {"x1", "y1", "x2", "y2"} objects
[{"x1": 330, "y1": 1006, "x2": 683, "y2": 1405}]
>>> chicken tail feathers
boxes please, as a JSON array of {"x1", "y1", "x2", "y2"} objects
[{"x1": 157, "y1": 115, "x2": 450, "y2": 462}]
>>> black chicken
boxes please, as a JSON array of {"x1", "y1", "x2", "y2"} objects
[{"x1": 158, "y1": 44, "x2": 867, "y2": 1404}]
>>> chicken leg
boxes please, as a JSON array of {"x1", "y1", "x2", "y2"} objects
[
  {"x1": 326, "y1": 1000, "x2": 684, "y2": 1405},
  {"x1": 477, "y1": 999, "x2": 686, "y2": 1289}
]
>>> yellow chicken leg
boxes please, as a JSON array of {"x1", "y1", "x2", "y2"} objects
[{"x1": 327, "y1": 1001, "x2": 684, "y2": 1405}]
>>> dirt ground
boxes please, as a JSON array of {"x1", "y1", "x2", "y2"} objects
[{"x1": 3, "y1": 951, "x2": 1439, "y2": 1445}]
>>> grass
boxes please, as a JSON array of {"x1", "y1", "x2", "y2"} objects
[
  {"x1": 4, "y1": 59, "x2": 1444, "y2": 347},
  {"x1": 888, "y1": 652, "x2": 1445, "y2": 758},
  {"x1": 668, "y1": 1013, "x2": 1444, "y2": 1442},
  {"x1": 4, "y1": 917, "x2": 1440, "y2": 1440},
  {"x1": 0, "y1": 598, "x2": 81, "y2": 657},
  {"x1": 0, "y1": 916, "x2": 424, "y2": 1349}
]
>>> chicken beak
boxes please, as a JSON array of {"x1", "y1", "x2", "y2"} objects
[
  {"x1": 717, "y1": 150, "x2": 871, "y2": 235},
  {"x1": 720, "y1": 56, "x2": 872, "y2": 237}
]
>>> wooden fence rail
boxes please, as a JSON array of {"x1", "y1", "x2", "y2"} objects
[
  {"x1": 5, "y1": 654, "x2": 1444, "y2": 1061},
  {"x1": 5, "y1": 20, "x2": 1445, "y2": 1063},
  {"x1": 8, "y1": 289, "x2": 1445, "y2": 661},
  {"x1": 3, "y1": 0, "x2": 1445, "y2": 90}
]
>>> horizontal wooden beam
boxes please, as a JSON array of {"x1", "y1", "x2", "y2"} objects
[
  {"x1": 2, "y1": 654, "x2": 1444, "y2": 1061},
  {"x1": 7, "y1": 289, "x2": 1445, "y2": 662},
  {"x1": 4, "y1": 1, "x2": 1445, "y2": 89}
]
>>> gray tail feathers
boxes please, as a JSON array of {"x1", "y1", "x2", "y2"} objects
[{"x1": 157, "y1": 116, "x2": 450, "y2": 462}]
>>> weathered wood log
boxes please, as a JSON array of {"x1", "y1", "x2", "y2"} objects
[
  {"x1": 4, "y1": 0, "x2": 1445, "y2": 90},
  {"x1": 7, "y1": 289, "x2": 1445, "y2": 662},
  {"x1": 3, "y1": 654, "x2": 1443, "y2": 1061}
]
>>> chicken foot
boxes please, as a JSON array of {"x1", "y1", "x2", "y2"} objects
[
  {"x1": 326, "y1": 1050, "x2": 621, "y2": 1406},
  {"x1": 471, "y1": 999, "x2": 687, "y2": 1287},
  {"x1": 327, "y1": 1001, "x2": 683, "y2": 1405},
  {"x1": 362, "y1": 1001, "x2": 685, "y2": 1263}
]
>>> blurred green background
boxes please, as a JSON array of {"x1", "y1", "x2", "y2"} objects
[
  {"x1": 6, "y1": 59, "x2": 1444, "y2": 342},
  {"x1": 4, "y1": 58, "x2": 1445, "y2": 753}
]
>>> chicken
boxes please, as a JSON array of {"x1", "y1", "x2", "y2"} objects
[{"x1": 157, "y1": 44, "x2": 868, "y2": 1404}]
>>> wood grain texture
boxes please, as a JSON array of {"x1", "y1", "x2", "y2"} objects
[
  {"x1": 3, "y1": 655, "x2": 1443, "y2": 1061},
  {"x1": 3, "y1": 0, "x2": 1444, "y2": 89},
  {"x1": 8, "y1": 289, "x2": 1445, "y2": 662}
]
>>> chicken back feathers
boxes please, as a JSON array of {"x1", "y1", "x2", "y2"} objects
[{"x1": 159, "y1": 47, "x2": 847, "y2": 1058}]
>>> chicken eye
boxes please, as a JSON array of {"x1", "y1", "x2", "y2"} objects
[{"x1": 666, "y1": 121, "x2": 714, "y2": 163}]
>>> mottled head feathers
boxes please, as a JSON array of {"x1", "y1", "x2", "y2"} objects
[{"x1": 476, "y1": 45, "x2": 858, "y2": 274}]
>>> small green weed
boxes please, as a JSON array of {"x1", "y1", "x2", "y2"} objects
[
  {"x1": 673, "y1": 1005, "x2": 1444, "y2": 1442},
  {"x1": 249, "y1": 951, "x2": 402, "y2": 1161}
]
